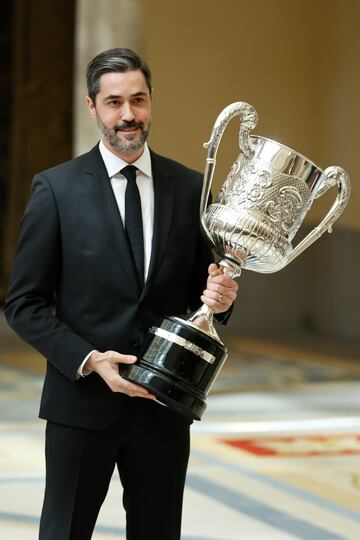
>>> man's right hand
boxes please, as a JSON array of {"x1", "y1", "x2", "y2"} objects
[{"x1": 84, "y1": 350, "x2": 156, "y2": 399}]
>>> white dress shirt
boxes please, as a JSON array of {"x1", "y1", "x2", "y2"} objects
[
  {"x1": 77, "y1": 140, "x2": 154, "y2": 377},
  {"x1": 100, "y1": 140, "x2": 154, "y2": 279}
]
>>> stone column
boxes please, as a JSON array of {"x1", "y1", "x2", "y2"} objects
[{"x1": 73, "y1": 0, "x2": 144, "y2": 156}]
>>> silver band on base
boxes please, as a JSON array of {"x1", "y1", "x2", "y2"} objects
[{"x1": 149, "y1": 326, "x2": 216, "y2": 364}]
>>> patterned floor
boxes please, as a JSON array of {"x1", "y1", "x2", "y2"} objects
[{"x1": 1, "y1": 314, "x2": 360, "y2": 539}]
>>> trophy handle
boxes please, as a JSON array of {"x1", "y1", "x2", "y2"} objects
[
  {"x1": 189, "y1": 103, "x2": 257, "y2": 342},
  {"x1": 200, "y1": 102, "x2": 258, "y2": 244},
  {"x1": 285, "y1": 166, "x2": 351, "y2": 266}
]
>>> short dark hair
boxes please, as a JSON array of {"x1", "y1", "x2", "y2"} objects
[{"x1": 86, "y1": 48, "x2": 152, "y2": 103}]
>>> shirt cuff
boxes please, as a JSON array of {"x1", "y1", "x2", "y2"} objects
[{"x1": 75, "y1": 350, "x2": 98, "y2": 379}]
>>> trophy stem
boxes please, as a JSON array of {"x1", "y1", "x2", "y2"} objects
[
  {"x1": 187, "y1": 303, "x2": 222, "y2": 343},
  {"x1": 218, "y1": 258, "x2": 243, "y2": 279},
  {"x1": 187, "y1": 258, "x2": 243, "y2": 343}
]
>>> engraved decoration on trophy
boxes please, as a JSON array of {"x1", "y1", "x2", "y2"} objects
[{"x1": 122, "y1": 101, "x2": 351, "y2": 421}]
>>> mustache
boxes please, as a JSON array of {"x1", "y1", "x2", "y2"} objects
[{"x1": 115, "y1": 120, "x2": 144, "y2": 131}]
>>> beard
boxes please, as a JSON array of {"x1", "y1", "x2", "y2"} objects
[{"x1": 96, "y1": 116, "x2": 151, "y2": 154}]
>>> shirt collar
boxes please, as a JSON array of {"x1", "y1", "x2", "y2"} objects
[{"x1": 99, "y1": 140, "x2": 152, "y2": 178}]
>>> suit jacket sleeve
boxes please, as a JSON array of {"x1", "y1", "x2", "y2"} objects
[{"x1": 4, "y1": 174, "x2": 95, "y2": 381}]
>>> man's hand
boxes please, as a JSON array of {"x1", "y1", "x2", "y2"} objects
[
  {"x1": 201, "y1": 263, "x2": 239, "y2": 314},
  {"x1": 84, "y1": 351, "x2": 156, "y2": 399}
]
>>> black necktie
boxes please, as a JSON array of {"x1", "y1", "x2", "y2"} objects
[{"x1": 122, "y1": 165, "x2": 144, "y2": 288}]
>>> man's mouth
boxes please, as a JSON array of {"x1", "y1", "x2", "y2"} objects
[
  {"x1": 116, "y1": 122, "x2": 143, "y2": 133},
  {"x1": 118, "y1": 127, "x2": 139, "y2": 132}
]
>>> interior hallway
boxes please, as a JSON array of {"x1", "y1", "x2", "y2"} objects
[{"x1": 1, "y1": 312, "x2": 360, "y2": 539}]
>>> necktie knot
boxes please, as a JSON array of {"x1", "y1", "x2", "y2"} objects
[{"x1": 121, "y1": 165, "x2": 137, "y2": 182}]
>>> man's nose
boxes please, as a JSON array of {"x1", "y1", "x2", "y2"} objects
[{"x1": 121, "y1": 102, "x2": 135, "y2": 121}]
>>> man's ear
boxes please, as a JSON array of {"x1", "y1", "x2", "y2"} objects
[{"x1": 86, "y1": 96, "x2": 97, "y2": 118}]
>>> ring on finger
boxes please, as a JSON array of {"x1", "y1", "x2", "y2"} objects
[{"x1": 217, "y1": 293, "x2": 223, "y2": 303}]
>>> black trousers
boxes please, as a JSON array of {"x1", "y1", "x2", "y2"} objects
[{"x1": 39, "y1": 398, "x2": 191, "y2": 540}]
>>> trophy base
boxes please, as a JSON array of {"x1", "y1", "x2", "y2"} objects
[
  {"x1": 121, "y1": 363, "x2": 207, "y2": 420},
  {"x1": 121, "y1": 316, "x2": 228, "y2": 421}
]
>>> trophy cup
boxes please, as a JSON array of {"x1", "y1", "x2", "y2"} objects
[{"x1": 122, "y1": 102, "x2": 351, "y2": 420}]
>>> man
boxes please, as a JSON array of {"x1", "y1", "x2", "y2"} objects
[{"x1": 5, "y1": 48, "x2": 238, "y2": 540}]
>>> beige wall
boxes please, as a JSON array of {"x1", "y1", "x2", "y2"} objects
[{"x1": 141, "y1": 0, "x2": 360, "y2": 230}]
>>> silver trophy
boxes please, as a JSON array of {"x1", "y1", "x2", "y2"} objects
[{"x1": 122, "y1": 102, "x2": 351, "y2": 420}]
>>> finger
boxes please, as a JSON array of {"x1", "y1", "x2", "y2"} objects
[
  {"x1": 203, "y1": 290, "x2": 236, "y2": 306},
  {"x1": 105, "y1": 372, "x2": 156, "y2": 398},
  {"x1": 203, "y1": 289, "x2": 225, "y2": 303},
  {"x1": 205, "y1": 281, "x2": 238, "y2": 297},
  {"x1": 201, "y1": 294, "x2": 225, "y2": 311},
  {"x1": 118, "y1": 355, "x2": 138, "y2": 364},
  {"x1": 208, "y1": 263, "x2": 221, "y2": 277},
  {"x1": 118, "y1": 377, "x2": 156, "y2": 399},
  {"x1": 202, "y1": 287, "x2": 237, "y2": 307},
  {"x1": 111, "y1": 353, "x2": 138, "y2": 364},
  {"x1": 208, "y1": 273, "x2": 238, "y2": 289},
  {"x1": 202, "y1": 289, "x2": 227, "y2": 305}
]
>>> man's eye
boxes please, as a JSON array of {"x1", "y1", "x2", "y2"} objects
[
  {"x1": 133, "y1": 97, "x2": 144, "y2": 104},
  {"x1": 109, "y1": 100, "x2": 120, "y2": 106}
]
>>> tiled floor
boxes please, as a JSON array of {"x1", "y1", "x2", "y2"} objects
[{"x1": 1, "y1": 313, "x2": 360, "y2": 539}]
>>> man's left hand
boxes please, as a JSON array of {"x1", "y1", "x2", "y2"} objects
[{"x1": 201, "y1": 263, "x2": 239, "y2": 314}]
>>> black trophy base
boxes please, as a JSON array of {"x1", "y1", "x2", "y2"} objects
[
  {"x1": 122, "y1": 363, "x2": 207, "y2": 420},
  {"x1": 121, "y1": 316, "x2": 228, "y2": 421}
]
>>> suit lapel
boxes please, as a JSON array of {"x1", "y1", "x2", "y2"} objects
[
  {"x1": 82, "y1": 145, "x2": 141, "y2": 294},
  {"x1": 141, "y1": 151, "x2": 175, "y2": 300}
]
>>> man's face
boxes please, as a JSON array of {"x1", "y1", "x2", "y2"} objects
[{"x1": 87, "y1": 70, "x2": 152, "y2": 161}]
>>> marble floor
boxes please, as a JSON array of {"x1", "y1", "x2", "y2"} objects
[{"x1": 1, "y1": 313, "x2": 360, "y2": 539}]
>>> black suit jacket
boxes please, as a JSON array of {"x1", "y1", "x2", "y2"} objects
[{"x1": 5, "y1": 144, "x2": 229, "y2": 429}]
